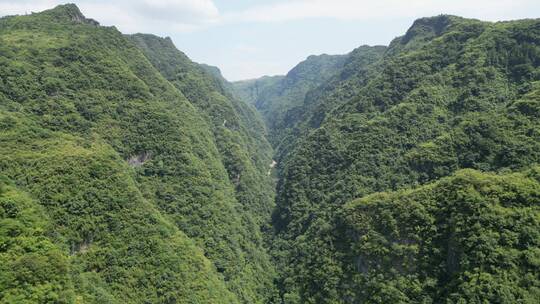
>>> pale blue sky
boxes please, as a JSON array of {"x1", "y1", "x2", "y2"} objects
[{"x1": 1, "y1": 0, "x2": 539, "y2": 80}]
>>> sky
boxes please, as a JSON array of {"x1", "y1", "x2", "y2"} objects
[{"x1": 0, "y1": 1, "x2": 539, "y2": 81}]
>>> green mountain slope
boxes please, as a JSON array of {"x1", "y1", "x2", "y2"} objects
[
  {"x1": 267, "y1": 15, "x2": 540, "y2": 303},
  {"x1": 2, "y1": 4, "x2": 540, "y2": 304},
  {"x1": 232, "y1": 46, "x2": 387, "y2": 166},
  {"x1": 0, "y1": 4, "x2": 273, "y2": 303},
  {"x1": 0, "y1": 177, "x2": 74, "y2": 303},
  {"x1": 0, "y1": 114, "x2": 237, "y2": 303},
  {"x1": 233, "y1": 54, "x2": 348, "y2": 145},
  {"x1": 232, "y1": 75, "x2": 284, "y2": 106},
  {"x1": 129, "y1": 34, "x2": 275, "y2": 221},
  {"x1": 128, "y1": 33, "x2": 277, "y2": 303},
  {"x1": 341, "y1": 168, "x2": 540, "y2": 303},
  {"x1": 275, "y1": 45, "x2": 387, "y2": 163}
]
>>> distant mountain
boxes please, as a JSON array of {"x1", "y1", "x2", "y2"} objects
[
  {"x1": 232, "y1": 75, "x2": 284, "y2": 106},
  {"x1": 232, "y1": 54, "x2": 349, "y2": 146}
]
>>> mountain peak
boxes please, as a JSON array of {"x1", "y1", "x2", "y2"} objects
[
  {"x1": 45, "y1": 3, "x2": 99, "y2": 26},
  {"x1": 401, "y1": 15, "x2": 459, "y2": 44}
]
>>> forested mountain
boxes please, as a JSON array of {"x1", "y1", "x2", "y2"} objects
[
  {"x1": 232, "y1": 54, "x2": 348, "y2": 146},
  {"x1": 257, "y1": 15, "x2": 540, "y2": 303},
  {"x1": 128, "y1": 33, "x2": 278, "y2": 302},
  {"x1": 1, "y1": 4, "x2": 539, "y2": 304},
  {"x1": 0, "y1": 4, "x2": 275, "y2": 303},
  {"x1": 232, "y1": 75, "x2": 284, "y2": 106}
]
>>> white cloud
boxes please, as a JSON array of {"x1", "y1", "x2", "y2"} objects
[
  {"x1": 0, "y1": 0, "x2": 220, "y2": 33},
  {"x1": 135, "y1": 0, "x2": 218, "y2": 23},
  {"x1": 222, "y1": 0, "x2": 540, "y2": 23},
  {"x1": 84, "y1": 0, "x2": 220, "y2": 33},
  {"x1": 0, "y1": 0, "x2": 59, "y2": 15}
]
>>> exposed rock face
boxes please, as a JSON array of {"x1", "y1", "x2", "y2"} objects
[
  {"x1": 128, "y1": 152, "x2": 152, "y2": 167},
  {"x1": 401, "y1": 14, "x2": 456, "y2": 44},
  {"x1": 61, "y1": 3, "x2": 100, "y2": 26}
]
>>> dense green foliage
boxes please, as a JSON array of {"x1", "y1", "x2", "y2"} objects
[
  {"x1": 233, "y1": 54, "x2": 348, "y2": 146},
  {"x1": 342, "y1": 168, "x2": 540, "y2": 303},
  {"x1": 0, "y1": 114, "x2": 237, "y2": 303},
  {"x1": 0, "y1": 178, "x2": 74, "y2": 303},
  {"x1": 0, "y1": 4, "x2": 274, "y2": 303},
  {"x1": 233, "y1": 46, "x2": 387, "y2": 164},
  {"x1": 232, "y1": 75, "x2": 284, "y2": 106},
  {"x1": 2, "y1": 4, "x2": 539, "y2": 304},
  {"x1": 129, "y1": 33, "x2": 278, "y2": 303},
  {"x1": 243, "y1": 15, "x2": 540, "y2": 303},
  {"x1": 129, "y1": 34, "x2": 275, "y2": 222}
]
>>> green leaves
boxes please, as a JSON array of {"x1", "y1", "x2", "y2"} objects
[
  {"x1": 341, "y1": 169, "x2": 540, "y2": 303},
  {"x1": 0, "y1": 181, "x2": 75, "y2": 304},
  {"x1": 0, "y1": 4, "x2": 274, "y2": 303},
  {"x1": 263, "y1": 15, "x2": 540, "y2": 303}
]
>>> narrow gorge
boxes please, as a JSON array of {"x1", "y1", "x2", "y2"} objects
[{"x1": 0, "y1": 4, "x2": 539, "y2": 304}]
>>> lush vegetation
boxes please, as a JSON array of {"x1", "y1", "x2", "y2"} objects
[
  {"x1": 129, "y1": 33, "x2": 278, "y2": 303},
  {"x1": 232, "y1": 54, "x2": 348, "y2": 146},
  {"x1": 1, "y1": 4, "x2": 539, "y2": 304},
  {"x1": 0, "y1": 114, "x2": 237, "y2": 303},
  {"x1": 259, "y1": 15, "x2": 540, "y2": 303},
  {"x1": 232, "y1": 75, "x2": 284, "y2": 106},
  {"x1": 341, "y1": 168, "x2": 540, "y2": 303},
  {"x1": 0, "y1": 4, "x2": 275, "y2": 303},
  {"x1": 0, "y1": 178, "x2": 74, "y2": 303}
]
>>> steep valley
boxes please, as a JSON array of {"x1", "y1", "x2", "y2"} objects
[{"x1": 0, "y1": 4, "x2": 539, "y2": 304}]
